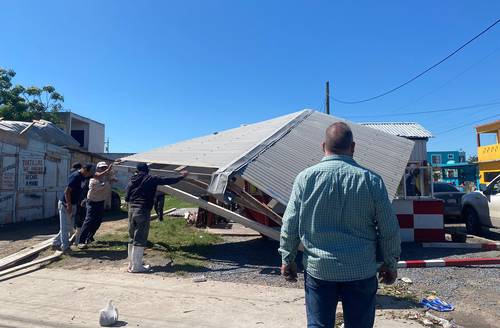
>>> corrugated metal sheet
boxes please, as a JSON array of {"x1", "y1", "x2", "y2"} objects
[
  {"x1": 0, "y1": 119, "x2": 80, "y2": 148},
  {"x1": 360, "y1": 122, "x2": 433, "y2": 139},
  {"x1": 125, "y1": 110, "x2": 415, "y2": 205},
  {"x1": 239, "y1": 112, "x2": 415, "y2": 204},
  {"x1": 123, "y1": 111, "x2": 304, "y2": 168}
]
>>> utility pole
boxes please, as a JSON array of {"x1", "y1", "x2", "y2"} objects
[
  {"x1": 325, "y1": 81, "x2": 330, "y2": 115},
  {"x1": 105, "y1": 138, "x2": 110, "y2": 153}
]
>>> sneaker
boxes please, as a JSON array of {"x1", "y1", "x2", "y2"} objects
[{"x1": 77, "y1": 243, "x2": 88, "y2": 249}]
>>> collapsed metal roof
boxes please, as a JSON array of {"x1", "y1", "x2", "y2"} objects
[
  {"x1": 123, "y1": 110, "x2": 415, "y2": 204},
  {"x1": 124, "y1": 111, "x2": 303, "y2": 168},
  {"x1": 360, "y1": 122, "x2": 433, "y2": 139},
  {"x1": 0, "y1": 119, "x2": 80, "y2": 148}
]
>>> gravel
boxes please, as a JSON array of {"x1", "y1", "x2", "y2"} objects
[{"x1": 189, "y1": 233, "x2": 500, "y2": 327}]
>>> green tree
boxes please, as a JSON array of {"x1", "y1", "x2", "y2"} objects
[
  {"x1": 467, "y1": 155, "x2": 478, "y2": 164},
  {"x1": 0, "y1": 67, "x2": 64, "y2": 122}
]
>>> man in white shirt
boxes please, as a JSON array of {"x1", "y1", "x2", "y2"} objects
[{"x1": 78, "y1": 161, "x2": 114, "y2": 249}]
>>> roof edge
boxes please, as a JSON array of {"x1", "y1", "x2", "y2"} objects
[{"x1": 207, "y1": 109, "x2": 314, "y2": 196}]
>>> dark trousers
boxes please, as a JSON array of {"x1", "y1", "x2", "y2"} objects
[
  {"x1": 304, "y1": 273, "x2": 378, "y2": 328},
  {"x1": 79, "y1": 200, "x2": 105, "y2": 244},
  {"x1": 128, "y1": 205, "x2": 150, "y2": 247},
  {"x1": 75, "y1": 203, "x2": 86, "y2": 229},
  {"x1": 154, "y1": 194, "x2": 165, "y2": 220}
]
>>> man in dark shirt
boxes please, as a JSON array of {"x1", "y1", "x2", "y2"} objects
[
  {"x1": 125, "y1": 163, "x2": 188, "y2": 273},
  {"x1": 52, "y1": 163, "x2": 93, "y2": 252}
]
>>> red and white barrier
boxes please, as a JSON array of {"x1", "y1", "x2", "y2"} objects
[
  {"x1": 398, "y1": 257, "x2": 500, "y2": 269},
  {"x1": 422, "y1": 242, "x2": 500, "y2": 251},
  {"x1": 393, "y1": 199, "x2": 445, "y2": 242}
]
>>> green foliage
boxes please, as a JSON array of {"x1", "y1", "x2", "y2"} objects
[
  {"x1": 467, "y1": 155, "x2": 478, "y2": 164},
  {"x1": 0, "y1": 67, "x2": 64, "y2": 122}
]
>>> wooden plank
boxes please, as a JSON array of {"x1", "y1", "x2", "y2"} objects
[
  {"x1": 0, "y1": 251, "x2": 62, "y2": 278},
  {"x1": 0, "y1": 237, "x2": 54, "y2": 270},
  {"x1": 158, "y1": 185, "x2": 281, "y2": 241},
  {"x1": 150, "y1": 208, "x2": 177, "y2": 220}
]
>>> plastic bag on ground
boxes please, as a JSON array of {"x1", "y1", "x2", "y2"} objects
[{"x1": 99, "y1": 300, "x2": 119, "y2": 327}]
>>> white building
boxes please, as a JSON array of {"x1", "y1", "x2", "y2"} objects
[
  {"x1": 0, "y1": 119, "x2": 79, "y2": 225},
  {"x1": 57, "y1": 112, "x2": 105, "y2": 153}
]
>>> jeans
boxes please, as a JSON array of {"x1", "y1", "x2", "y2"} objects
[
  {"x1": 79, "y1": 200, "x2": 105, "y2": 244},
  {"x1": 304, "y1": 273, "x2": 378, "y2": 328},
  {"x1": 128, "y1": 205, "x2": 151, "y2": 247},
  {"x1": 53, "y1": 200, "x2": 77, "y2": 251}
]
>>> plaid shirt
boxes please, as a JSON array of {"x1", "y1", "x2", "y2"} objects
[{"x1": 279, "y1": 155, "x2": 401, "y2": 282}]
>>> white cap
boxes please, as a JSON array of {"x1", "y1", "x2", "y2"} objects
[{"x1": 96, "y1": 161, "x2": 108, "y2": 168}]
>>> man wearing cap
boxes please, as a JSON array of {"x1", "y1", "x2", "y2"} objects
[
  {"x1": 52, "y1": 163, "x2": 94, "y2": 252},
  {"x1": 77, "y1": 161, "x2": 115, "y2": 248},
  {"x1": 125, "y1": 163, "x2": 188, "y2": 273}
]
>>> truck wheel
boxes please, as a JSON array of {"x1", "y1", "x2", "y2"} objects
[{"x1": 465, "y1": 207, "x2": 482, "y2": 236}]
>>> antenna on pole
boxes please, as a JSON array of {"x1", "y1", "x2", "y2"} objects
[
  {"x1": 325, "y1": 81, "x2": 330, "y2": 115},
  {"x1": 105, "y1": 138, "x2": 110, "y2": 153}
]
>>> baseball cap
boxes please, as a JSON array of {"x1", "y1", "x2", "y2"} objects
[{"x1": 96, "y1": 161, "x2": 108, "y2": 168}]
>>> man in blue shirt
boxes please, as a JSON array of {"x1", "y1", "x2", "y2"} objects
[
  {"x1": 52, "y1": 163, "x2": 93, "y2": 252},
  {"x1": 279, "y1": 122, "x2": 401, "y2": 328}
]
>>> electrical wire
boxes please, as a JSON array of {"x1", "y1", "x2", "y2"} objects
[
  {"x1": 383, "y1": 46, "x2": 500, "y2": 112},
  {"x1": 332, "y1": 18, "x2": 500, "y2": 104},
  {"x1": 344, "y1": 100, "x2": 500, "y2": 118},
  {"x1": 436, "y1": 113, "x2": 500, "y2": 135}
]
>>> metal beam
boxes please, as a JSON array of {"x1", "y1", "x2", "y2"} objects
[{"x1": 158, "y1": 185, "x2": 280, "y2": 241}]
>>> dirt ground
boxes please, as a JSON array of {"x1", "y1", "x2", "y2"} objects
[
  {"x1": 0, "y1": 268, "x2": 430, "y2": 328},
  {"x1": 1, "y1": 215, "x2": 499, "y2": 328}
]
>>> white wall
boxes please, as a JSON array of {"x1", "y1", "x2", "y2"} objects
[
  {"x1": 88, "y1": 121, "x2": 105, "y2": 153},
  {"x1": 409, "y1": 139, "x2": 427, "y2": 162}
]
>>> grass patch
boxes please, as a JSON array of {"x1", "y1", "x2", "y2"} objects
[
  {"x1": 97, "y1": 217, "x2": 221, "y2": 272},
  {"x1": 162, "y1": 194, "x2": 195, "y2": 210}
]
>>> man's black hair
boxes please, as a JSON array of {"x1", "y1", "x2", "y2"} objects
[
  {"x1": 71, "y1": 162, "x2": 82, "y2": 171},
  {"x1": 136, "y1": 163, "x2": 149, "y2": 173},
  {"x1": 82, "y1": 163, "x2": 94, "y2": 172}
]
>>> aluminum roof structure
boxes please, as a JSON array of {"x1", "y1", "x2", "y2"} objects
[
  {"x1": 124, "y1": 111, "x2": 303, "y2": 168},
  {"x1": 0, "y1": 119, "x2": 80, "y2": 148},
  {"x1": 123, "y1": 110, "x2": 415, "y2": 204},
  {"x1": 360, "y1": 122, "x2": 433, "y2": 139}
]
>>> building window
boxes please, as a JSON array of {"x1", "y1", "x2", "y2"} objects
[
  {"x1": 447, "y1": 154, "x2": 454, "y2": 160},
  {"x1": 431, "y1": 154, "x2": 441, "y2": 164}
]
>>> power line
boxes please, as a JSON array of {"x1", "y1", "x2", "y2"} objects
[
  {"x1": 388, "y1": 46, "x2": 500, "y2": 112},
  {"x1": 333, "y1": 18, "x2": 500, "y2": 104},
  {"x1": 436, "y1": 113, "x2": 500, "y2": 135},
  {"x1": 345, "y1": 100, "x2": 500, "y2": 118}
]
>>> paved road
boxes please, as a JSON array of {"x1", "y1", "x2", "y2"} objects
[{"x1": 0, "y1": 268, "x2": 423, "y2": 328}]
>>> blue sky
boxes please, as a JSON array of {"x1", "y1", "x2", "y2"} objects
[{"x1": 1, "y1": 1, "x2": 499, "y2": 156}]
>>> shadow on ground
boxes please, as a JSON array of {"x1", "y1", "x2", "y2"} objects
[
  {"x1": 376, "y1": 295, "x2": 420, "y2": 310},
  {"x1": 69, "y1": 242, "x2": 128, "y2": 262},
  {"x1": 0, "y1": 210, "x2": 128, "y2": 242}
]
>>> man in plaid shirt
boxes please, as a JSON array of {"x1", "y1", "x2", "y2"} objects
[{"x1": 279, "y1": 122, "x2": 401, "y2": 328}]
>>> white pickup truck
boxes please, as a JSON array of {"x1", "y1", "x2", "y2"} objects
[{"x1": 461, "y1": 174, "x2": 500, "y2": 235}]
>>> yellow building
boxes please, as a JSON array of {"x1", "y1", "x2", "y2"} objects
[{"x1": 476, "y1": 120, "x2": 500, "y2": 185}]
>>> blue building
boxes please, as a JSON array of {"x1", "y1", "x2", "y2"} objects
[
  {"x1": 427, "y1": 151, "x2": 477, "y2": 187},
  {"x1": 427, "y1": 151, "x2": 466, "y2": 165}
]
